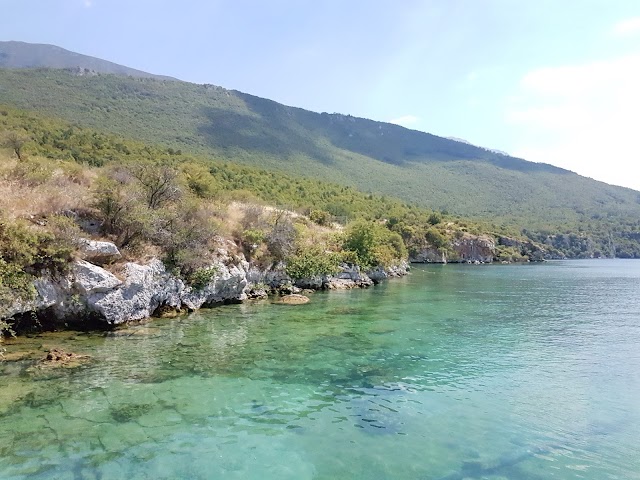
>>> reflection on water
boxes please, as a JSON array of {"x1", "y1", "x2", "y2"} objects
[{"x1": 1, "y1": 260, "x2": 639, "y2": 479}]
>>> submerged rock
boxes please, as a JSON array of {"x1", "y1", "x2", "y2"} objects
[
  {"x1": 274, "y1": 294, "x2": 310, "y2": 305},
  {"x1": 40, "y1": 348, "x2": 90, "y2": 368}
]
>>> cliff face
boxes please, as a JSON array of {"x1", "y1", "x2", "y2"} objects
[
  {"x1": 449, "y1": 234, "x2": 496, "y2": 263},
  {"x1": 409, "y1": 233, "x2": 495, "y2": 264}
]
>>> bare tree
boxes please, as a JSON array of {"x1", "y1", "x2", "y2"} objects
[{"x1": 129, "y1": 163, "x2": 182, "y2": 209}]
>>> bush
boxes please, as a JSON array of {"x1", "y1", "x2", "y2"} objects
[
  {"x1": 129, "y1": 161, "x2": 182, "y2": 209},
  {"x1": 180, "y1": 162, "x2": 218, "y2": 199},
  {"x1": 155, "y1": 200, "x2": 218, "y2": 278},
  {"x1": 187, "y1": 266, "x2": 219, "y2": 290},
  {"x1": 0, "y1": 258, "x2": 35, "y2": 318},
  {"x1": 285, "y1": 246, "x2": 341, "y2": 279},
  {"x1": 9, "y1": 157, "x2": 54, "y2": 186},
  {"x1": 92, "y1": 172, "x2": 154, "y2": 248},
  {"x1": 0, "y1": 220, "x2": 74, "y2": 276},
  {"x1": 265, "y1": 213, "x2": 297, "y2": 262},
  {"x1": 309, "y1": 210, "x2": 332, "y2": 226},
  {"x1": 425, "y1": 227, "x2": 448, "y2": 249},
  {"x1": 343, "y1": 220, "x2": 407, "y2": 268}
]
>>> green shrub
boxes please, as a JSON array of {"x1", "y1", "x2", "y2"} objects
[
  {"x1": 425, "y1": 227, "x2": 448, "y2": 249},
  {"x1": 0, "y1": 258, "x2": 35, "y2": 318},
  {"x1": 342, "y1": 220, "x2": 407, "y2": 269},
  {"x1": 156, "y1": 200, "x2": 218, "y2": 277},
  {"x1": 309, "y1": 210, "x2": 332, "y2": 226},
  {"x1": 0, "y1": 220, "x2": 73, "y2": 276},
  {"x1": 187, "y1": 266, "x2": 219, "y2": 290},
  {"x1": 241, "y1": 228, "x2": 265, "y2": 246},
  {"x1": 180, "y1": 162, "x2": 218, "y2": 199},
  {"x1": 92, "y1": 173, "x2": 154, "y2": 248},
  {"x1": 285, "y1": 247, "x2": 341, "y2": 279}
]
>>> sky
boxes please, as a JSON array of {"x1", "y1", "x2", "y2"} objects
[{"x1": 1, "y1": 0, "x2": 640, "y2": 190}]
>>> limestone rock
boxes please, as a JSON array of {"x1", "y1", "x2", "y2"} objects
[
  {"x1": 274, "y1": 294, "x2": 309, "y2": 305},
  {"x1": 411, "y1": 234, "x2": 495, "y2": 264},
  {"x1": 182, "y1": 262, "x2": 248, "y2": 309},
  {"x1": 78, "y1": 239, "x2": 122, "y2": 265},
  {"x1": 449, "y1": 234, "x2": 495, "y2": 263},
  {"x1": 86, "y1": 260, "x2": 182, "y2": 324},
  {"x1": 73, "y1": 260, "x2": 122, "y2": 295},
  {"x1": 409, "y1": 247, "x2": 447, "y2": 263}
]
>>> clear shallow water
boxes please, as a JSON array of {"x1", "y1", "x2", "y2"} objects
[{"x1": 1, "y1": 259, "x2": 639, "y2": 479}]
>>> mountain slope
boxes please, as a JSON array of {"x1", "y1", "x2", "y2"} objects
[
  {"x1": 0, "y1": 41, "x2": 176, "y2": 81},
  {"x1": 0, "y1": 57, "x2": 639, "y2": 247}
]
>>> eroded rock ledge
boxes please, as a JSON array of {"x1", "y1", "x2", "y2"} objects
[{"x1": 4, "y1": 245, "x2": 409, "y2": 330}]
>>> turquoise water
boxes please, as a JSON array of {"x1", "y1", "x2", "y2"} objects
[{"x1": 1, "y1": 260, "x2": 639, "y2": 479}]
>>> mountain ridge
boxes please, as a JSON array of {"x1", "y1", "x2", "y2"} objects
[{"x1": 0, "y1": 40, "x2": 177, "y2": 81}]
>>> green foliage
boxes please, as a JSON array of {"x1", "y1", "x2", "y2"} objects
[
  {"x1": 427, "y1": 212, "x2": 442, "y2": 225},
  {"x1": 0, "y1": 99, "x2": 639, "y2": 260},
  {"x1": 0, "y1": 129, "x2": 30, "y2": 160},
  {"x1": 92, "y1": 172, "x2": 153, "y2": 249},
  {"x1": 309, "y1": 210, "x2": 332, "y2": 226},
  {"x1": 0, "y1": 219, "x2": 74, "y2": 319},
  {"x1": 343, "y1": 220, "x2": 408, "y2": 269},
  {"x1": 187, "y1": 266, "x2": 219, "y2": 290},
  {"x1": 494, "y1": 245, "x2": 526, "y2": 262},
  {"x1": 425, "y1": 227, "x2": 448, "y2": 249},
  {"x1": 0, "y1": 220, "x2": 73, "y2": 276},
  {"x1": 0, "y1": 257, "x2": 35, "y2": 316},
  {"x1": 285, "y1": 246, "x2": 342, "y2": 279},
  {"x1": 157, "y1": 203, "x2": 218, "y2": 276},
  {"x1": 242, "y1": 229, "x2": 265, "y2": 246},
  {"x1": 180, "y1": 162, "x2": 218, "y2": 199}
]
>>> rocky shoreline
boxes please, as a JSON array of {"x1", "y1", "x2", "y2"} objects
[
  {"x1": 4, "y1": 240, "x2": 410, "y2": 333},
  {"x1": 3, "y1": 231, "x2": 558, "y2": 334}
]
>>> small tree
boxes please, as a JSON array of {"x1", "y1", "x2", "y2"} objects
[
  {"x1": 129, "y1": 162, "x2": 182, "y2": 209},
  {"x1": 1, "y1": 131, "x2": 29, "y2": 161},
  {"x1": 266, "y1": 212, "x2": 297, "y2": 262}
]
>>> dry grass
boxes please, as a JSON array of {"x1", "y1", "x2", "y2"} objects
[{"x1": 0, "y1": 154, "x2": 94, "y2": 220}]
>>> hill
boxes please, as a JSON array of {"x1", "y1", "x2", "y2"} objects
[
  {"x1": 0, "y1": 46, "x2": 639, "y2": 257},
  {"x1": 0, "y1": 41, "x2": 176, "y2": 81}
]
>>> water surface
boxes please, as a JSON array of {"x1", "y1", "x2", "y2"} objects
[{"x1": 1, "y1": 260, "x2": 639, "y2": 479}]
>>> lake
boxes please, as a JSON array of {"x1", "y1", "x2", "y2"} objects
[{"x1": 1, "y1": 260, "x2": 639, "y2": 479}]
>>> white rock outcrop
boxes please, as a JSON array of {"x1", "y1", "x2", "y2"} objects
[
  {"x1": 78, "y1": 239, "x2": 122, "y2": 264},
  {"x1": 3, "y1": 253, "x2": 407, "y2": 326}
]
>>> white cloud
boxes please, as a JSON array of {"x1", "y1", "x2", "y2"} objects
[
  {"x1": 84, "y1": 0, "x2": 93, "y2": 7},
  {"x1": 612, "y1": 17, "x2": 640, "y2": 36},
  {"x1": 389, "y1": 115, "x2": 420, "y2": 127},
  {"x1": 506, "y1": 54, "x2": 640, "y2": 190}
]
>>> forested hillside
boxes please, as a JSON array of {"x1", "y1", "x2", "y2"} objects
[{"x1": 0, "y1": 58, "x2": 639, "y2": 258}]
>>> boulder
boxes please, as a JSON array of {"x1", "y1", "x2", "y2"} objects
[
  {"x1": 73, "y1": 260, "x2": 122, "y2": 295},
  {"x1": 182, "y1": 263, "x2": 248, "y2": 309},
  {"x1": 78, "y1": 239, "x2": 121, "y2": 265}
]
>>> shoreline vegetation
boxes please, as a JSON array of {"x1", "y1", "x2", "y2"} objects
[{"x1": 0, "y1": 104, "x2": 638, "y2": 339}]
